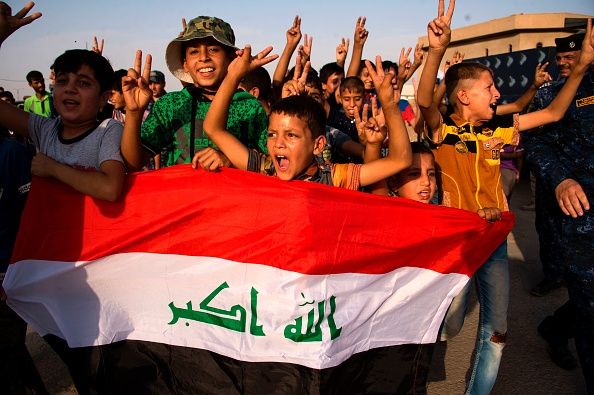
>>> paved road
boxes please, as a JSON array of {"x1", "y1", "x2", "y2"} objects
[
  {"x1": 427, "y1": 180, "x2": 586, "y2": 394},
  {"x1": 24, "y1": 179, "x2": 587, "y2": 394}
]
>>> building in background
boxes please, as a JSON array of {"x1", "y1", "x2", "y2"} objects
[{"x1": 417, "y1": 12, "x2": 593, "y2": 102}]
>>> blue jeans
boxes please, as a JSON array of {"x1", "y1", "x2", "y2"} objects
[{"x1": 440, "y1": 241, "x2": 509, "y2": 395}]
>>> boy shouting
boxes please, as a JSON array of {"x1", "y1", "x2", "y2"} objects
[{"x1": 417, "y1": 0, "x2": 594, "y2": 393}]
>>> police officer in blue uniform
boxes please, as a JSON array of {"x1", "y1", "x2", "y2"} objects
[{"x1": 526, "y1": 30, "x2": 594, "y2": 392}]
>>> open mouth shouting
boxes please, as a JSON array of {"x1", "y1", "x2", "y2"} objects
[
  {"x1": 274, "y1": 155, "x2": 289, "y2": 172},
  {"x1": 417, "y1": 188, "x2": 432, "y2": 202}
]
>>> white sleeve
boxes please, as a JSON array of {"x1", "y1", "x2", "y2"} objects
[{"x1": 98, "y1": 119, "x2": 124, "y2": 165}]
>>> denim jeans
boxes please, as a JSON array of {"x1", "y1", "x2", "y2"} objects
[{"x1": 440, "y1": 241, "x2": 509, "y2": 395}]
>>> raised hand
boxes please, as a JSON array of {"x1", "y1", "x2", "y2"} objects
[
  {"x1": 577, "y1": 18, "x2": 594, "y2": 68},
  {"x1": 178, "y1": 17, "x2": 187, "y2": 37},
  {"x1": 91, "y1": 36, "x2": 104, "y2": 55},
  {"x1": 427, "y1": 0, "x2": 455, "y2": 51},
  {"x1": 122, "y1": 50, "x2": 152, "y2": 113},
  {"x1": 336, "y1": 37, "x2": 349, "y2": 66},
  {"x1": 354, "y1": 97, "x2": 386, "y2": 147},
  {"x1": 298, "y1": 33, "x2": 313, "y2": 64},
  {"x1": 0, "y1": 1, "x2": 42, "y2": 44},
  {"x1": 366, "y1": 55, "x2": 398, "y2": 106},
  {"x1": 443, "y1": 50, "x2": 464, "y2": 74},
  {"x1": 398, "y1": 47, "x2": 413, "y2": 79},
  {"x1": 282, "y1": 54, "x2": 310, "y2": 98},
  {"x1": 227, "y1": 45, "x2": 278, "y2": 82},
  {"x1": 286, "y1": 15, "x2": 302, "y2": 48},
  {"x1": 353, "y1": 16, "x2": 368, "y2": 46},
  {"x1": 533, "y1": 62, "x2": 551, "y2": 88},
  {"x1": 413, "y1": 42, "x2": 425, "y2": 66}
]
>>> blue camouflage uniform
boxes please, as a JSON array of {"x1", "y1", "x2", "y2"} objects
[
  {"x1": 527, "y1": 70, "x2": 594, "y2": 392},
  {"x1": 523, "y1": 81, "x2": 566, "y2": 285}
]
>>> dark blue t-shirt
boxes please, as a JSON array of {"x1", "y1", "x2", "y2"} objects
[{"x1": 0, "y1": 137, "x2": 32, "y2": 272}]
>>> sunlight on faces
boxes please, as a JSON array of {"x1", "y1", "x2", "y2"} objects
[
  {"x1": 149, "y1": 81, "x2": 166, "y2": 98},
  {"x1": 110, "y1": 89, "x2": 126, "y2": 110},
  {"x1": 339, "y1": 89, "x2": 364, "y2": 119},
  {"x1": 29, "y1": 79, "x2": 46, "y2": 94},
  {"x1": 392, "y1": 153, "x2": 437, "y2": 203},
  {"x1": 305, "y1": 84, "x2": 323, "y2": 104},
  {"x1": 323, "y1": 72, "x2": 343, "y2": 99},
  {"x1": 460, "y1": 70, "x2": 500, "y2": 123},
  {"x1": 183, "y1": 38, "x2": 232, "y2": 90},
  {"x1": 358, "y1": 67, "x2": 373, "y2": 91},
  {"x1": 555, "y1": 50, "x2": 580, "y2": 78},
  {"x1": 266, "y1": 113, "x2": 325, "y2": 181},
  {"x1": 53, "y1": 65, "x2": 108, "y2": 126}
]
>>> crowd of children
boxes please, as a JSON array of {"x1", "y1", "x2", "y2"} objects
[{"x1": 1, "y1": 0, "x2": 593, "y2": 393}]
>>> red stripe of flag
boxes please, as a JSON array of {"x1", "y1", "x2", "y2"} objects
[{"x1": 11, "y1": 165, "x2": 514, "y2": 275}]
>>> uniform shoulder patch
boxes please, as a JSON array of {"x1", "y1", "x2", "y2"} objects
[{"x1": 576, "y1": 95, "x2": 594, "y2": 108}]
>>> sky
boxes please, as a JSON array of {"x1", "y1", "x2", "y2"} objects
[{"x1": 0, "y1": 0, "x2": 592, "y2": 99}]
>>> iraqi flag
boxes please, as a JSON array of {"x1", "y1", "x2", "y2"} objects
[{"x1": 4, "y1": 165, "x2": 513, "y2": 393}]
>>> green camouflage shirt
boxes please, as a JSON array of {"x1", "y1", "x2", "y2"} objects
[{"x1": 141, "y1": 88, "x2": 268, "y2": 167}]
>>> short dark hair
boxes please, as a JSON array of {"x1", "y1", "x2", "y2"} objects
[
  {"x1": 357, "y1": 59, "x2": 375, "y2": 76},
  {"x1": 319, "y1": 62, "x2": 344, "y2": 84},
  {"x1": 305, "y1": 72, "x2": 322, "y2": 93},
  {"x1": 445, "y1": 62, "x2": 493, "y2": 106},
  {"x1": 411, "y1": 141, "x2": 435, "y2": 156},
  {"x1": 240, "y1": 67, "x2": 272, "y2": 101},
  {"x1": 283, "y1": 67, "x2": 321, "y2": 91},
  {"x1": 112, "y1": 69, "x2": 128, "y2": 93},
  {"x1": 52, "y1": 49, "x2": 115, "y2": 94},
  {"x1": 0, "y1": 90, "x2": 15, "y2": 104},
  {"x1": 339, "y1": 76, "x2": 365, "y2": 94},
  {"x1": 382, "y1": 60, "x2": 397, "y2": 72},
  {"x1": 270, "y1": 95, "x2": 326, "y2": 139},
  {"x1": 389, "y1": 142, "x2": 436, "y2": 191},
  {"x1": 26, "y1": 70, "x2": 44, "y2": 84},
  {"x1": 285, "y1": 66, "x2": 319, "y2": 82}
]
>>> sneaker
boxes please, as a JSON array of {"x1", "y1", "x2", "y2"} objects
[{"x1": 530, "y1": 278, "x2": 563, "y2": 297}]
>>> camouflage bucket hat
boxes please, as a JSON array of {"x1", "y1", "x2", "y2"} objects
[{"x1": 166, "y1": 16, "x2": 237, "y2": 84}]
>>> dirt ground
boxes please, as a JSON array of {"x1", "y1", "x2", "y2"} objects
[{"x1": 24, "y1": 179, "x2": 587, "y2": 394}]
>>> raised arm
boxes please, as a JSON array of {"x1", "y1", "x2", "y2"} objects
[
  {"x1": 90, "y1": 35, "x2": 104, "y2": 55},
  {"x1": 121, "y1": 50, "x2": 153, "y2": 170},
  {"x1": 404, "y1": 42, "x2": 425, "y2": 83},
  {"x1": 346, "y1": 17, "x2": 368, "y2": 77},
  {"x1": 298, "y1": 34, "x2": 313, "y2": 69},
  {"x1": 0, "y1": 1, "x2": 42, "y2": 137},
  {"x1": 281, "y1": 54, "x2": 310, "y2": 98},
  {"x1": 359, "y1": 56, "x2": 412, "y2": 187},
  {"x1": 497, "y1": 62, "x2": 551, "y2": 115},
  {"x1": 197, "y1": 46, "x2": 278, "y2": 171},
  {"x1": 336, "y1": 37, "x2": 350, "y2": 69},
  {"x1": 417, "y1": 0, "x2": 455, "y2": 142},
  {"x1": 396, "y1": 47, "x2": 412, "y2": 92},
  {"x1": 432, "y1": 51, "x2": 463, "y2": 108},
  {"x1": 272, "y1": 16, "x2": 301, "y2": 88},
  {"x1": 519, "y1": 20, "x2": 594, "y2": 131},
  {"x1": 354, "y1": 96, "x2": 390, "y2": 195}
]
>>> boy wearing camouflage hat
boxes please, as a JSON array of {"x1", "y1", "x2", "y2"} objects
[{"x1": 122, "y1": 16, "x2": 269, "y2": 170}]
